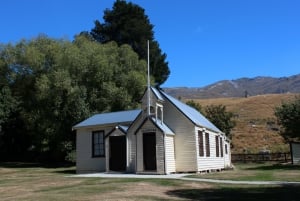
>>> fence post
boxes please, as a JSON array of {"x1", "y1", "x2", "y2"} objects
[
  {"x1": 231, "y1": 152, "x2": 291, "y2": 163},
  {"x1": 284, "y1": 153, "x2": 287, "y2": 163}
]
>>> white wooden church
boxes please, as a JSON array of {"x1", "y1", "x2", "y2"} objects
[{"x1": 73, "y1": 86, "x2": 232, "y2": 174}]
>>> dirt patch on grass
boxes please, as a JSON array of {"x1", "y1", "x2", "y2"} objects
[
  {"x1": 0, "y1": 163, "x2": 213, "y2": 201},
  {"x1": 274, "y1": 172, "x2": 300, "y2": 182},
  {"x1": 0, "y1": 168, "x2": 18, "y2": 174},
  {"x1": 2, "y1": 163, "x2": 300, "y2": 201}
]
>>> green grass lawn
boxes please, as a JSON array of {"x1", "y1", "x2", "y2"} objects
[
  {"x1": 0, "y1": 162, "x2": 299, "y2": 201},
  {"x1": 190, "y1": 162, "x2": 300, "y2": 182}
]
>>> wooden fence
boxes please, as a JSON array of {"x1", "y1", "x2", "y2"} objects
[{"x1": 231, "y1": 152, "x2": 291, "y2": 163}]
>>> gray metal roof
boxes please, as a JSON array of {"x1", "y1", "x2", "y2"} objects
[
  {"x1": 73, "y1": 109, "x2": 141, "y2": 129},
  {"x1": 151, "y1": 117, "x2": 175, "y2": 135},
  {"x1": 73, "y1": 87, "x2": 221, "y2": 133},
  {"x1": 151, "y1": 87, "x2": 164, "y2": 101},
  {"x1": 159, "y1": 90, "x2": 222, "y2": 133},
  {"x1": 117, "y1": 125, "x2": 129, "y2": 133}
]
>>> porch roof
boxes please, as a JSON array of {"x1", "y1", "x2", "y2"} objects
[
  {"x1": 117, "y1": 125, "x2": 129, "y2": 133},
  {"x1": 151, "y1": 117, "x2": 175, "y2": 135},
  {"x1": 73, "y1": 109, "x2": 141, "y2": 130}
]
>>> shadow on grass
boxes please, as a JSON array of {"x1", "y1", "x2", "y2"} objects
[
  {"x1": 0, "y1": 162, "x2": 74, "y2": 169},
  {"x1": 167, "y1": 185, "x2": 300, "y2": 201},
  {"x1": 53, "y1": 169, "x2": 76, "y2": 174}
]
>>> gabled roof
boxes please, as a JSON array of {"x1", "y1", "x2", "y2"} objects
[
  {"x1": 72, "y1": 87, "x2": 221, "y2": 133},
  {"x1": 141, "y1": 86, "x2": 165, "y2": 102},
  {"x1": 118, "y1": 125, "x2": 129, "y2": 133},
  {"x1": 159, "y1": 90, "x2": 222, "y2": 133},
  {"x1": 105, "y1": 125, "x2": 129, "y2": 138},
  {"x1": 151, "y1": 87, "x2": 164, "y2": 101},
  {"x1": 151, "y1": 117, "x2": 175, "y2": 135},
  {"x1": 134, "y1": 116, "x2": 175, "y2": 135},
  {"x1": 73, "y1": 109, "x2": 141, "y2": 130}
]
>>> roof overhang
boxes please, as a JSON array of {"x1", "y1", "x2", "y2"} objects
[{"x1": 72, "y1": 121, "x2": 132, "y2": 131}]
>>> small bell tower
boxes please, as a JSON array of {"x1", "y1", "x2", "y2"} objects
[{"x1": 141, "y1": 40, "x2": 164, "y2": 123}]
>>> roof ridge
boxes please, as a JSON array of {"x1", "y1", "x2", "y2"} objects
[
  {"x1": 150, "y1": 86, "x2": 164, "y2": 101},
  {"x1": 94, "y1": 109, "x2": 141, "y2": 115}
]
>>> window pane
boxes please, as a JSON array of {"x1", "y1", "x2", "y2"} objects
[
  {"x1": 94, "y1": 134, "x2": 98, "y2": 142},
  {"x1": 216, "y1": 136, "x2": 219, "y2": 157},
  {"x1": 220, "y1": 138, "x2": 224, "y2": 157},
  {"x1": 92, "y1": 131, "x2": 105, "y2": 157},
  {"x1": 205, "y1": 133, "x2": 210, "y2": 157},
  {"x1": 198, "y1": 131, "x2": 204, "y2": 157},
  {"x1": 99, "y1": 134, "x2": 103, "y2": 143}
]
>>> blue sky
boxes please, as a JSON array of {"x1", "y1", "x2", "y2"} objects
[{"x1": 1, "y1": 0, "x2": 300, "y2": 87}]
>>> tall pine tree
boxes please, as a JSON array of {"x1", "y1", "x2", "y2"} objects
[{"x1": 90, "y1": 0, "x2": 170, "y2": 85}]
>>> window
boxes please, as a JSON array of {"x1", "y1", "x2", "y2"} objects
[
  {"x1": 92, "y1": 131, "x2": 105, "y2": 157},
  {"x1": 225, "y1": 144, "x2": 228, "y2": 155},
  {"x1": 198, "y1": 131, "x2": 204, "y2": 157},
  {"x1": 205, "y1": 133, "x2": 210, "y2": 157},
  {"x1": 220, "y1": 138, "x2": 224, "y2": 157},
  {"x1": 215, "y1": 136, "x2": 219, "y2": 157},
  {"x1": 156, "y1": 104, "x2": 163, "y2": 121}
]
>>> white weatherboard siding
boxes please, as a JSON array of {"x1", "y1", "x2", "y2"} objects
[
  {"x1": 224, "y1": 141, "x2": 231, "y2": 167},
  {"x1": 197, "y1": 158, "x2": 224, "y2": 172},
  {"x1": 291, "y1": 143, "x2": 300, "y2": 164},
  {"x1": 108, "y1": 129, "x2": 125, "y2": 137},
  {"x1": 105, "y1": 136, "x2": 109, "y2": 172},
  {"x1": 127, "y1": 114, "x2": 143, "y2": 172},
  {"x1": 135, "y1": 119, "x2": 165, "y2": 174},
  {"x1": 76, "y1": 128, "x2": 109, "y2": 173},
  {"x1": 196, "y1": 129, "x2": 226, "y2": 171},
  {"x1": 136, "y1": 131, "x2": 143, "y2": 173},
  {"x1": 156, "y1": 129, "x2": 165, "y2": 174},
  {"x1": 74, "y1": 87, "x2": 232, "y2": 174},
  {"x1": 134, "y1": 89, "x2": 167, "y2": 173},
  {"x1": 163, "y1": 100, "x2": 198, "y2": 172},
  {"x1": 127, "y1": 132, "x2": 136, "y2": 173},
  {"x1": 165, "y1": 135, "x2": 176, "y2": 173}
]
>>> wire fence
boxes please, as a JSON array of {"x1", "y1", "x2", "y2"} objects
[{"x1": 231, "y1": 152, "x2": 291, "y2": 163}]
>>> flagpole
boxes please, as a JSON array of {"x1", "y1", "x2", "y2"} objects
[{"x1": 147, "y1": 40, "x2": 151, "y2": 116}]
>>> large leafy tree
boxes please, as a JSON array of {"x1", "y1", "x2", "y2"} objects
[
  {"x1": 204, "y1": 105, "x2": 236, "y2": 139},
  {"x1": 0, "y1": 57, "x2": 18, "y2": 126},
  {"x1": 0, "y1": 35, "x2": 147, "y2": 161},
  {"x1": 274, "y1": 96, "x2": 300, "y2": 141},
  {"x1": 0, "y1": 42, "x2": 31, "y2": 160},
  {"x1": 186, "y1": 100, "x2": 203, "y2": 113},
  {"x1": 90, "y1": 0, "x2": 170, "y2": 85}
]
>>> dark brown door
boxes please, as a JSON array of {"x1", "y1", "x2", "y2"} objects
[
  {"x1": 143, "y1": 132, "x2": 157, "y2": 170},
  {"x1": 109, "y1": 136, "x2": 126, "y2": 171}
]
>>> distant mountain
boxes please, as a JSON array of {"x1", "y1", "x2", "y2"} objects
[{"x1": 163, "y1": 74, "x2": 300, "y2": 99}]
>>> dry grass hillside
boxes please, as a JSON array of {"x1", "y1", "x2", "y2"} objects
[{"x1": 191, "y1": 93, "x2": 298, "y2": 154}]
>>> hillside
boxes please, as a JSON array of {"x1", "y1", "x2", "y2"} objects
[
  {"x1": 164, "y1": 74, "x2": 300, "y2": 99},
  {"x1": 191, "y1": 93, "x2": 298, "y2": 154}
]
